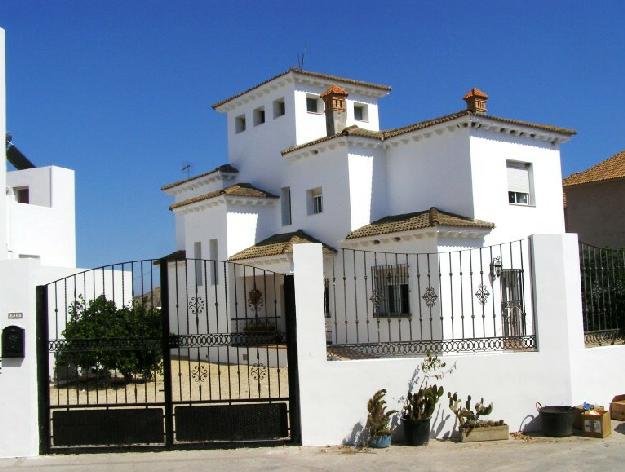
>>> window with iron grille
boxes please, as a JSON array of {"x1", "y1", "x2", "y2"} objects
[
  {"x1": 371, "y1": 265, "x2": 410, "y2": 317},
  {"x1": 500, "y1": 269, "x2": 524, "y2": 336}
]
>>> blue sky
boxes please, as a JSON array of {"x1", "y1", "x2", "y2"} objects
[{"x1": 1, "y1": 1, "x2": 624, "y2": 268}]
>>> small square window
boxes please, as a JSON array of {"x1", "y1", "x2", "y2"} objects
[
  {"x1": 273, "y1": 98, "x2": 286, "y2": 118},
  {"x1": 306, "y1": 96, "x2": 321, "y2": 113},
  {"x1": 253, "y1": 107, "x2": 265, "y2": 126},
  {"x1": 354, "y1": 103, "x2": 368, "y2": 122},
  {"x1": 235, "y1": 115, "x2": 246, "y2": 133},
  {"x1": 307, "y1": 187, "x2": 323, "y2": 215},
  {"x1": 14, "y1": 187, "x2": 29, "y2": 204}
]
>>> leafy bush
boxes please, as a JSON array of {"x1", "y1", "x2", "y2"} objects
[{"x1": 57, "y1": 296, "x2": 162, "y2": 380}]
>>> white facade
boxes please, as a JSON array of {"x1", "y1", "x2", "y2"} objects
[
  {"x1": 163, "y1": 69, "x2": 573, "y2": 266},
  {"x1": 0, "y1": 27, "x2": 84, "y2": 458},
  {"x1": 5, "y1": 166, "x2": 76, "y2": 267}
]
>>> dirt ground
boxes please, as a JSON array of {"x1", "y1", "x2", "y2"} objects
[{"x1": 50, "y1": 358, "x2": 289, "y2": 406}]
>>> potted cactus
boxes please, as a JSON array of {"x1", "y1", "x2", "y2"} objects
[
  {"x1": 448, "y1": 392, "x2": 509, "y2": 442},
  {"x1": 402, "y1": 353, "x2": 455, "y2": 446},
  {"x1": 403, "y1": 384, "x2": 444, "y2": 445},
  {"x1": 366, "y1": 389, "x2": 397, "y2": 448}
]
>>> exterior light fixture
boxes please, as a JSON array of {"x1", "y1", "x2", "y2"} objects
[{"x1": 490, "y1": 257, "x2": 502, "y2": 279}]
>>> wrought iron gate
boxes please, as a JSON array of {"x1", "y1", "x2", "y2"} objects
[
  {"x1": 36, "y1": 258, "x2": 300, "y2": 453},
  {"x1": 579, "y1": 242, "x2": 625, "y2": 345}
]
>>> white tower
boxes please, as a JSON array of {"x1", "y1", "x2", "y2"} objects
[{"x1": 0, "y1": 28, "x2": 8, "y2": 260}]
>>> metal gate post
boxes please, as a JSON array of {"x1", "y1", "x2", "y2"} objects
[
  {"x1": 159, "y1": 259, "x2": 174, "y2": 448},
  {"x1": 36, "y1": 285, "x2": 51, "y2": 454},
  {"x1": 283, "y1": 275, "x2": 301, "y2": 445}
]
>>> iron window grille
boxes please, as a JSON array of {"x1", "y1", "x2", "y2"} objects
[
  {"x1": 500, "y1": 269, "x2": 525, "y2": 336},
  {"x1": 371, "y1": 264, "x2": 410, "y2": 317}
]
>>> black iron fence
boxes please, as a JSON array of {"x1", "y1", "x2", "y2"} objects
[
  {"x1": 579, "y1": 242, "x2": 625, "y2": 346},
  {"x1": 37, "y1": 258, "x2": 299, "y2": 453},
  {"x1": 324, "y1": 240, "x2": 536, "y2": 359}
]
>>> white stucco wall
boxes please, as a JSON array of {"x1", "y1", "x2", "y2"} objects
[
  {"x1": 5, "y1": 166, "x2": 76, "y2": 267},
  {"x1": 226, "y1": 203, "x2": 277, "y2": 257},
  {"x1": 0, "y1": 259, "x2": 84, "y2": 458},
  {"x1": 225, "y1": 82, "x2": 297, "y2": 192},
  {"x1": 0, "y1": 28, "x2": 7, "y2": 260},
  {"x1": 469, "y1": 131, "x2": 565, "y2": 245},
  {"x1": 284, "y1": 148, "x2": 351, "y2": 246},
  {"x1": 385, "y1": 126, "x2": 474, "y2": 218}
]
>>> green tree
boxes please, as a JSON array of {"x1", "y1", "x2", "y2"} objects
[{"x1": 58, "y1": 296, "x2": 163, "y2": 380}]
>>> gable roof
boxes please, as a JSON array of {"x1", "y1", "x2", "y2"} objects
[
  {"x1": 161, "y1": 164, "x2": 238, "y2": 191},
  {"x1": 212, "y1": 68, "x2": 391, "y2": 110},
  {"x1": 169, "y1": 183, "x2": 278, "y2": 211},
  {"x1": 228, "y1": 230, "x2": 336, "y2": 261},
  {"x1": 345, "y1": 208, "x2": 495, "y2": 240},
  {"x1": 563, "y1": 149, "x2": 625, "y2": 187},
  {"x1": 281, "y1": 110, "x2": 576, "y2": 156}
]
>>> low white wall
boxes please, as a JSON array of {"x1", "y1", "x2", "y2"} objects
[
  {"x1": 0, "y1": 259, "x2": 81, "y2": 458},
  {"x1": 292, "y1": 236, "x2": 625, "y2": 446}
]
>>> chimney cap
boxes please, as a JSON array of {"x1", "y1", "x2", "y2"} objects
[
  {"x1": 463, "y1": 88, "x2": 488, "y2": 100},
  {"x1": 321, "y1": 84, "x2": 348, "y2": 99},
  {"x1": 463, "y1": 88, "x2": 489, "y2": 113}
]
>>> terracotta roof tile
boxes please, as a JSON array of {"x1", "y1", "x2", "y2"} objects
[
  {"x1": 281, "y1": 110, "x2": 575, "y2": 156},
  {"x1": 345, "y1": 208, "x2": 495, "y2": 240},
  {"x1": 212, "y1": 68, "x2": 391, "y2": 110},
  {"x1": 563, "y1": 149, "x2": 625, "y2": 187},
  {"x1": 169, "y1": 183, "x2": 278, "y2": 211},
  {"x1": 228, "y1": 230, "x2": 336, "y2": 261},
  {"x1": 161, "y1": 164, "x2": 238, "y2": 191}
]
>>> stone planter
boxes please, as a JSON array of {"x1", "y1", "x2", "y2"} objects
[{"x1": 459, "y1": 423, "x2": 509, "y2": 442}]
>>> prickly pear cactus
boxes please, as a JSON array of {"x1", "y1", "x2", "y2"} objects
[
  {"x1": 448, "y1": 392, "x2": 494, "y2": 427},
  {"x1": 406, "y1": 384, "x2": 444, "y2": 421}
]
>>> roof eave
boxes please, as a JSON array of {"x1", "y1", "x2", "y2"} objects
[
  {"x1": 213, "y1": 69, "x2": 391, "y2": 113},
  {"x1": 343, "y1": 225, "x2": 494, "y2": 246}
]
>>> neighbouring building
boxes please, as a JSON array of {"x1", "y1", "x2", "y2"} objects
[
  {"x1": 161, "y1": 68, "x2": 576, "y2": 345},
  {"x1": 563, "y1": 148, "x2": 625, "y2": 248}
]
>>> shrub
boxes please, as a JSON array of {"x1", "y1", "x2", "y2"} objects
[{"x1": 57, "y1": 296, "x2": 163, "y2": 380}]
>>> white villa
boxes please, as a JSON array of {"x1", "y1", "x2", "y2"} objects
[
  {"x1": 163, "y1": 68, "x2": 574, "y2": 266},
  {"x1": 161, "y1": 68, "x2": 575, "y2": 345}
]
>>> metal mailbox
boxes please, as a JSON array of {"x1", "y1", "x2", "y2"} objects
[{"x1": 2, "y1": 325, "x2": 25, "y2": 358}]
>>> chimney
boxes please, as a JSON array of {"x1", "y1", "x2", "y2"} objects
[
  {"x1": 321, "y1": 85, "x2": 348, "y2": 136},
  {"x1": 463, "y1": 88, "x2": 488, "y2": 114}
]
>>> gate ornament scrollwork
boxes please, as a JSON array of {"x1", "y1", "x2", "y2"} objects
[
  {"x1": 369, "y1": 290, "x2": 383, "y2": 309},
  {"x1": 191, "y1": 365, "x2": 208, "y2": 382},
  {"x1": 250, "y1": 362, "x2": 267, "y2": 381},
  {"x1": 188, "y1": 296, "x2": 205, "y2": 315},
  {"x1": 590, "y1": 280, "x2": 604, "y2": 298},
  {"x1": 475, "y1": 284, "x2": 490, "y2": 305},
  {"x1": 422, "y1": 287, "x2": 438, "y2": 308}
]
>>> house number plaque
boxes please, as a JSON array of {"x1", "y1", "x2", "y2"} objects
[{"x1": 8, "y1": 313, "x2": 23, "y2": 319}]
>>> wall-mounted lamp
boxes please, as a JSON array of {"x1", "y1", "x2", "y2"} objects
[{"x1": 490, "y1": 257, "x2": 502, "y2": 279}]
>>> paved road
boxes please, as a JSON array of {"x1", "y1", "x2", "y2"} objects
[{"x1": 2, "y1": 432, "x2": 624, "y2": 472}]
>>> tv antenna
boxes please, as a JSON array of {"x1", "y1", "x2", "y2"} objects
[
  {"x1": 181, "y1": 162, "x2": 192, "y2": 179},
  {"x1": 296, "y1": 45, "x2": 308, "y2": 70}
]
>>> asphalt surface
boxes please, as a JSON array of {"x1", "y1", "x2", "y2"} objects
[{"x1": 2, "y1": 429, "x2": 624, "y2": 471}]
